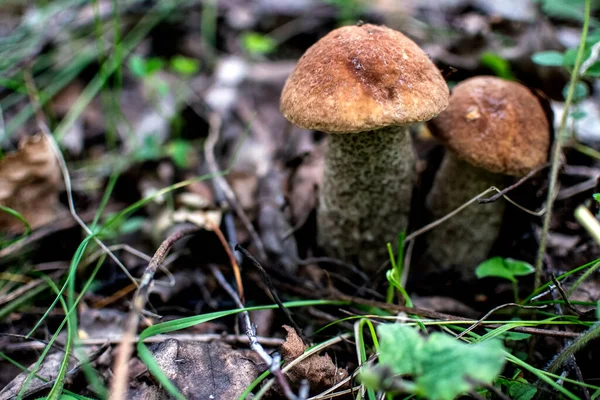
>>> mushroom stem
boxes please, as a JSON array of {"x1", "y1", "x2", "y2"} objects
[
  {"x1": 422, "y1": 153, "x2": 506, "y2": 278},
  {"x1": 318, "y1": 126, "x2": 415, "y2": 271}
]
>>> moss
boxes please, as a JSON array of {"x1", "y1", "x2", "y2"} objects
[{"x1": 318, "y1": 126, "x2": 415, "y2": 272}]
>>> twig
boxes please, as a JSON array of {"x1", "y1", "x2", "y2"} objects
[
  {"x1": 455, "y1": 303, "x2": 547, "y2": 340},
  {"x1": 208, "y1": 220, "x2": 245, "y2": 303},
  {"x1": 534, "y1": 0, "x2": 592, "y2": 289},
  {"x1": 294, "y1": 256, "x2": 368, "y2": 282},
  {"x1": 236, "y1": 244, "x2": 307, "y2": 344},
  {"x1": 109, "y1": 225, "x2": 199, "y2": 400},
  {"x1": 405, "y1": 186, "x2": 544, "y2": 244},
  {"x1": 478, "y1": 162, "x2": 550, "y2": 204},
  {"x1": 3, "y1": 333, "x2": 284, "y2": 351},
  {"x1": 0, "y1": 271, "x2": 62, "y2": 307},
  {"x1": 208, "y1": 264, "x2": 308, "y2": 400},
  {"x1": 336, "y1": 295, "x2": 582, "y2": 338},
  {"x1": 204, "y1": 112, "x2": 268, "y2": 261}
]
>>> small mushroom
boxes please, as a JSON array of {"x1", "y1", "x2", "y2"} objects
[
  {"x1": 280, "y1": 24, "x2": 449, "y2": 269},
  {"x1": 422, "y1": 76, "x2": 550, "y2": 278}
]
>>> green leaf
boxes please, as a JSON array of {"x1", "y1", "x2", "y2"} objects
[
  {"x1": 129, "y1": 55, "x2": 147, "y2": 77},
  {"x1": 241, "y1": 32, "x2": 277, "y2": 56},
  {"x1": 476, "y1": 257, "x2": 534, "y2": 282},
  {"x1": 167, "y1": 139, "x2": 193, "y2": 168},
  {"x1": 571, "y1": 110, "x2": 587, "y2": 120},
  {"x1": 531, "y1": 51, "x2": 565, "y2": 66},
  {"x1": 128, "y1": 55, "x2": 163, "y2": 78},
  {"x1": 377, "y1": 323, "x2": 423, "y2": 376},
  {"x1": 563, "y1": 81, "x2": 589, "y2": 102},
  {"x1": 537, "y1": 0, "x2": 587, "y2": 21},
  {"x1": 594, "y1": 193, "x2": 600, "y2": 203},
  {"x1": 584, "y1": 61, "x2": 600, "y2": 76},
  {"x1": 170, "y1": 55, "x2": 200, "y2": 76},
  {"x1": 503, "y1": 259, "x2": 536, "y2": 277},
  {"x1": 134, "y1": 136, "x2": 163, "y2": 161},
  {"x1": 145, "y1": 57, "x2": 164, "y2": 76},
  {"x1": 363, "y1": 324, "x2": 506, "y2": 400},
  {"x1": 480, "y1": 52, "x2": 515, "y2": 80},
  {"x1": 509, "y1": 381, "x2": 537, "y2": 400},
  {"x1": 563, "y1": 48, "x2": 580, "y2": 67}
]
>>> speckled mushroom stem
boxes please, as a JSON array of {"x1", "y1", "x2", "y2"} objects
[
  {"x1": 421, "y1": 153, "x2": 507, "y2": 279},
  {"x1": 318, "y1": 126, "x2": 415, "y2": 272}
]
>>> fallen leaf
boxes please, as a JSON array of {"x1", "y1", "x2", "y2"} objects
[
  {"x1": 0, "y1": 352, "x2": 72, "y2": 400},
  {"x1": 145, "y1": 339, "x2": 263, "y2": 400},
  {"x1": 0, "y1": 134, "x2": 62, "y2": 234},
  {"x1": 279, "y1": 325, "x2": 348, "y2": 393}
]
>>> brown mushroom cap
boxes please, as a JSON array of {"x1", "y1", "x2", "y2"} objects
[
  {"x1": 428, "y1": 76, "x2": 550, "y2": 177},
  {"x1": 280, "y1": 24, "x2": 449, "y2": 134}
]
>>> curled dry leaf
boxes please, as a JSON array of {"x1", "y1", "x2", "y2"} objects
[
  {"x1": 142, "y1": 338, "x2": 263, "y2": 400},
  {"x1": 279, "y1": 325, "x2": 348, "y2": 393},
  {"x1": 0, "y1": 134, "x2": 62, "y2": 234}
]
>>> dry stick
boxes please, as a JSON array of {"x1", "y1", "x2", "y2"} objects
[
  {"x1": 404, "y1": 186, "x2": 544, "y2": 244},
  {"x1": 208, "y1": 220, "x2": 245, "y2": 303},
  {"x1": 455, "y1": 303, "x2": 548, "y2": 340},
  {"x1": 208, "y1": 264, "x2": 308, "y2": 400},
  {"x1": 204, "y1": 112, "x2": 268, "y2": 261},
  {"x1": 336, "y1": 295, "x2": 582, "y2": 339},
  {"x1": 109, "y1": 225, "x2": 200, "y2": 400},
  {"x1": 477, "y1": 162, "x2": 551, "y2": 204},
  {"x1": 534, "y1": 0, "x2": 592, "y2": 290},
  {"x1": 0, "y1": 271, "x2": 62, "y2": 306},
  {"x1": 236, "y1": 244, "x2": 307, "y2": 344},
  {"x1": 4, "y1": 334, "x2": 284, "y2": 351}
]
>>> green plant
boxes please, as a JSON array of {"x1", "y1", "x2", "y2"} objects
[
  {"x1": 241, "y1": 32, "x2": 277, "y2": 56},
  {"x1": 476, "y1": 257, "x2": 535, "y2": 302},
  {"x1": 480, "y1": 51, "x2": 515, "y2": 80},
  {"x1": 532, "y1": 0, "x2": 593, "y2": 289},
  {"x1": 360, "y1": 324, "x2": 506, "y2": 400}
]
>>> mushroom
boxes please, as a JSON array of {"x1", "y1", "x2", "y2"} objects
[
  {"x1": 422, "y1": 76, "x2": 550, "y2": 278},
  {"x1": 280, "y1": 24, "x2": 449, "y2": 270}
]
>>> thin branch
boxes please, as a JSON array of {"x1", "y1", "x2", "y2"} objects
[
  {"x1": 477, "y1": 162, "x2": 550, "y2": 204},
  {"x1": 208, "y1": 264, "x2": 307, "y2": 400},
  {"x1": 204, "y1": 112, "x2": 268, "y2": 261},
  {"x1": 109, "y1": 225, "x2": 200, "y2": 400},
  {"x1": 236, "y1": 244, "x2": 307, "y2": 344},
  {"x1": 336, "y1": 295, "x2": 583, "y2": 339}
]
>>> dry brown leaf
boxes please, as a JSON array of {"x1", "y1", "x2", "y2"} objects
[
  {"x1": 279, "y1": 325, "x2": 348, "y2": 393},
  {"x1": 0, "y1": 134, "x2": 62, "y2": 234},
  {"x1": 0, "y1": 352, "x2": 72, "y2": 400},
  {"x1": 145, "y1": 339, "x2": 263, "y2": 400}
]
